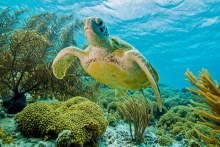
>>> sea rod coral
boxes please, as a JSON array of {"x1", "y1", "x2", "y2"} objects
[
  {"x1": 185, "y1": 68, "x2": 220, "y2": 145},
  {"x1": 118, "y1": 95, "x2": 153, "y2": 144}
]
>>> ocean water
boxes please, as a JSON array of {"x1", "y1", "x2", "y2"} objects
[
  {"x1": 1, "y1": 0, "x2": 220, "y2": 89},
  {"x1": 1, "y1": 0, "x2": 220, "y2": 147}
]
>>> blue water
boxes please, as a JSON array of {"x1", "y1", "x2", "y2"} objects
[{"x1": 1, "y1": 0, "x2": 220, "y2": 89}]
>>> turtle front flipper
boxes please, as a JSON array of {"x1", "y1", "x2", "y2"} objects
[
  {"x1": 52, "y1": 46, "x2": 85, "y2": 79},
  {"x1": 127, "y1": 50, "x2": 162, "y2": 112}
]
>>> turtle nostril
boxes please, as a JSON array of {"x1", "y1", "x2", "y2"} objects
[{"x1": 95, "y1": 17, "x2": 102, "y2": 26}]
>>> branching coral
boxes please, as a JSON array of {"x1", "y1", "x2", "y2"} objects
[
  {"x1": 185, "y1": 68, "x2": 220, "y2": 145},
  {"x1": 118, "y1": 95, "x2": 153, "y2": 144},
  {"x1": 15, "y1": 96, "x2": 108, "y2": 146},
  {"x1": 23, "y1": 11, "x2": 83, "y2": 60},
  {"x1": 0, "y1": 8, "x2": 99, "y2": 113},
  {"x1": 0, "y1": 8, "x2": 27, "y2": 34},
  {"x1": 0, "y1": 29, "x2": 50, "y2": 113},
  {"x1": 0, "y1": 8, "x2": 27, "y2": 51},
  {"x1": 48, "y1": 59, "x2": 100, "y2": 102}
]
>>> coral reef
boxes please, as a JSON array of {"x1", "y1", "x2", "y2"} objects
[
  {"x1": 15, "y1": 96, "x2": 108, "y2": 146},
  {"x1": 185, "y1": 68, "x2": 220, "y2": 145},
  {"x1": 157, "y1": 84, "x2": 191, "y2": 109},
  {"x1": 0, "y1": 8, "x2": 27, "y2": 47},
  {"x1": 157, "y1": 134, "x2": 173, "y2": 146},
  {"x1": 143, "y1": 84, "x2": 192, "y2": 119},
  {"x1": 96, "y1": 87, "x2": 122, "y2": 126},
  {"x1": 107, "y1": 110, "x2": 121, "y2": 127},
  {"x1": 99, "y1": 99, "x2": 108, "y2": 109},
  {"x1": 0, "y1": 127, "x2": 4, "y2": 138},
  {"x1": 56, "y1": 130, "x2": 73, "y2": 147},
  {"x1": 107, "y1": 101, "x2": 118, "y2": 113},
  {"x1": 156, "y1": 105, "x2": 205, "y2": 146},
  {"x1": 0, "y1": 123, "x2": 15, "y2": 145},
  {"x1": 97, "y1": 88, "x2": 115, "y2": 108},
  {"x1": 0, "y1": 29, "x2": 49, "y2": 114},
  {"x1": 101, "y1": 122, "x2": 160, "y2": 146},
  {"x1": 118, "y1": 95, "x2": 153, "y2": 144},
  {"x1": 2, "y1": 135, "x2": 13, "y2": 144},
  {"x1": 0, "y1": 8, "x2": 99, "y2": 113}
]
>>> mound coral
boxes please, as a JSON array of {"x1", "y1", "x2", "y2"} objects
[
  {"x1": 185, "y1": 68, "x2": 220, "y2": 145},
  {"x1": 15, "y1": 96, "x2": 108, "y2": 146}
]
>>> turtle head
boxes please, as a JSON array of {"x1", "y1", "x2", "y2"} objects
[{"x1": 84, "y1": 17, "x2": 110, "y2": 47}]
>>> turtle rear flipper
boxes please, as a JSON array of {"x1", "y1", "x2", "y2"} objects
[{"x1": 52, "y1": 46, "x2": 85, "y2": 79}]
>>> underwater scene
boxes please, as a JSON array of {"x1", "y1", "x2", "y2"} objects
[{"x1": 0, "y1": 0, "x2": 220, "y2": 147}]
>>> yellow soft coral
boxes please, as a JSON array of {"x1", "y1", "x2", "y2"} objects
[
  {"x1": 185, "y1": 68, "x2": 220, "y2": 145},
  {"x1": 15, "y1": 96, "x2": 108, "y2": 146}
]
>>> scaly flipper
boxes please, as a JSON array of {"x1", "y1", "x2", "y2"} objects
[
  {"x1": 52, "y1": 46, "x2": 85, "y2": 79},
  {"x1": 127, "y1": 50, "x2": 162, "y2": 112}
]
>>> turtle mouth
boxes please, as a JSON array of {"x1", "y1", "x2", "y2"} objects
[
  {"x1": 84, "y1": 27, "x2": 94, "y2": 33},
  {"x1": 84, "y1": 26, "x2": 92, "y2": 31}
]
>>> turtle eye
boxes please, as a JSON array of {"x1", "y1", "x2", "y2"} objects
[{"x1": 95, "y1": 17, "x2": 102, "y2": 26}]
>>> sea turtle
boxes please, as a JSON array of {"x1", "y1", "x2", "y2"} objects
[{"x1": 52, "y1": 17, "x2": 162, "y2": 111}]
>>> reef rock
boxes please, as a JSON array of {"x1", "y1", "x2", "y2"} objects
[{"x1": 56, "y1": 130, "x2": 73, "y2": 147}]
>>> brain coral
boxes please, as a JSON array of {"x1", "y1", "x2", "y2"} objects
[{"x1": 15, "y1": 96, "x2": 108, "y2": 146}]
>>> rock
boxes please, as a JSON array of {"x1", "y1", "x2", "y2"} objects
[
  {"x1": 144, "y1": 127, "x2": 158, "y2": 144},
  {"x1": 6, "y1": 114, "x2": 15, "y2": 118},
  {"x1": 0, "y1": 110, "x2": 6, "y2": 118},
  {"x1": 0, "y1": 99, "x2": 3, "y2": 107},
  {"x1": 3, "y1": 94, "x2": 27, "y2": 114},
  {"x1": 182, "y1": 139, "x2": 188, "y2": 145},
  {"x1": 36, "y1": 141, "x2": 48, "y2": 147},
  {"x1": 181, "y1": 88, "x2": 189, "y2": 93},
  {"x1": 175, "y1": 133, "x2": 183, "y2": 141},
  {"x1": 189, "y1": 140, "x2": 200, "y2": 147},
  {"x1": 103, "y1": 123, "x2": 133, "y2": 146},
  {"x1": 25, "y1": 93, "x2": 33, "y2": 103}
]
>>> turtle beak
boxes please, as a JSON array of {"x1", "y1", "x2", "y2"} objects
[
  {"x1": 83, "y1": 19, "x2": 86, "y2": 24},
  {"x1": 84, "y1": 18, "x2": 89, "y2": 30}
]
